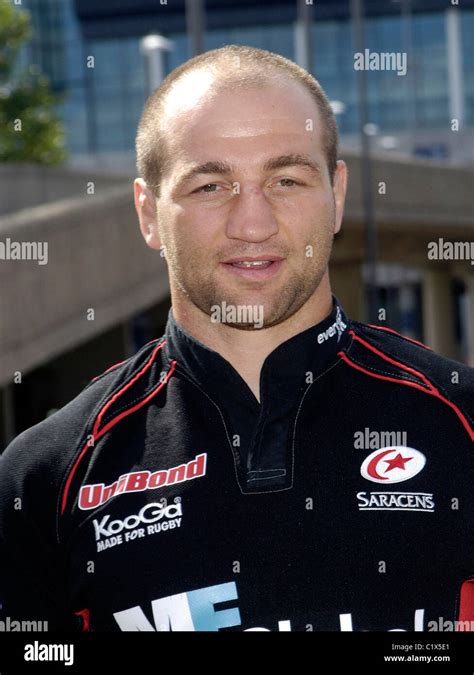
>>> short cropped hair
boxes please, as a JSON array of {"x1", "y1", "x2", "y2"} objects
[{"x1": 136, "y1": 44, "x2": 338, "y2": 197}]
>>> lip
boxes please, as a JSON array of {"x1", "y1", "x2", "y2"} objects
[
  {"x1": 220, "y1": 257, "x2": 285, "y2": 280},
  {"x1": 222, "y1": 256, "x2": 285, "y2": 264}
]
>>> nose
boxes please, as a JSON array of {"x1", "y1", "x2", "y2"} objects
[{"x1": 225, "y1": 184, "x2": 279, "y2": 242}]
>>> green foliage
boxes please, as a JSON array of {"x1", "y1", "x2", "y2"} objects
[{"x1": 0, "y1": 0, "x2": 67, "y2": 164}]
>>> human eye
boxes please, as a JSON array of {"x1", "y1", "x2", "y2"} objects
[
  {"x1": 193, "y1": 183, "x2": 221, "y2": 194},
  {"x1": 275, "y1": 178, "x2": 303, "y2": 189}
]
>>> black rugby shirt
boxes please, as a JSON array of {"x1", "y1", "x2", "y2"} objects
[{"x1": 0, "y1": 297, "x2": 473, "y2": 631}]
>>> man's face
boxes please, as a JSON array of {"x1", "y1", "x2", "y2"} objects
[{"x1": 138, "y1": 77, "x2": 346, "y2": 329}]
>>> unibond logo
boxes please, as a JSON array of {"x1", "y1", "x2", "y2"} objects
[
  {"x1": 93, "y1": 502, "x2": 182, "y2": 541},
  {"x1": 79, "y1": 453, "x2": 207, "y2": 510}
]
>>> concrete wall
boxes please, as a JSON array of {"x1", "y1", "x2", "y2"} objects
[
  {"x1": 0, "y1": 163, "x2": 132, "y2": 216},
  {"x1": 342, "y1": 129, "x2": 474, "y2": 168},
  {"x1": 342, "y1": 150, "x2": 473, "y2": 230},
  {"x1": 0, "y1": 183, "x2": 169, "y2": 388}
]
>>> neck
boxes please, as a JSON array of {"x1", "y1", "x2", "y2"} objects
[{"x1": 170, "y1": 275, "x2": 334, "y2": 402}]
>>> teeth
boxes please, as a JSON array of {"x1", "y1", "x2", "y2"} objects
[{"x1": 232, "y1": 260, "x2": 272, "y2": 268}]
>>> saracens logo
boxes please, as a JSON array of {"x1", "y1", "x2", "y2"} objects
[{"x1": 360, "y1": 446, "x2": 426, "y2": 484}]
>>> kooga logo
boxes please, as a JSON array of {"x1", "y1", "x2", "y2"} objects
[{"x1": 78, "y1": 453, "x2": 207, "y2": 510}]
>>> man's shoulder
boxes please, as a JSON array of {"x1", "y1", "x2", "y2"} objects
[
  {"x1": 348, "y1": 320, "x2": 473, "y2": 405},
  {"x1": 1, "y1": 336, "x2": 169, "y2": 468},
  {"x1": 350, "y1": 321, "x2": 473, "y2": 375}
]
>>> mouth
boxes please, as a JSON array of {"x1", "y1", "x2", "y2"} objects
[{"x1": 220, "y1": 256, "x2": 285, "y2": 280}]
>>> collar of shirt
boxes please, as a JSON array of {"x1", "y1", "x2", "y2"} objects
[
  {"x1": 163, "y1": 296, "x2": 352, "y2": 483},
  {"x1": 163, "y1": 295, "x2": 352, "y2": 412}
]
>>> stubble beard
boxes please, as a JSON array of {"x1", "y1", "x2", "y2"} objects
[
  {"x1": 167, "y1": 243, "x2": 332, "y2": 330},
  {"x1": 164, "y1": 230, "x2": 334, "y2": 331}
]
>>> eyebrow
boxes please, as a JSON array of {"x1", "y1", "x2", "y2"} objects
[{"x1": 172, "y1": 153, "x2": 322, "y2": 191}]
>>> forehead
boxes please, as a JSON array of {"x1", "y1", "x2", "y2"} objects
[{"x1": 162, "y1": 77, "x2": 324, "y2": 168}]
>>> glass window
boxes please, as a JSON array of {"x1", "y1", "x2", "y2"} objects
[
  {"x1": 17, "y1": 2, "x2": 471, "y2": 161},
  {"x1": 461, "y1": 10, "x2": 474, "y2": 125}
]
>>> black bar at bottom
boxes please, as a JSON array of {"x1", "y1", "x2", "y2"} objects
[{"x1": 0, "y1": 632, "x2": 472, "y2": 673}]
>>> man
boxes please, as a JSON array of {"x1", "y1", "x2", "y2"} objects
[{"x1": 0, "y1": 45, "x2": 472, "y2": 632}]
